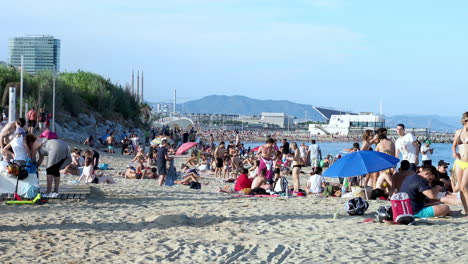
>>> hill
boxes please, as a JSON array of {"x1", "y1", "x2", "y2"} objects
[{"x1": 159, "y1": 95, "x2": 460, "y2": 132}]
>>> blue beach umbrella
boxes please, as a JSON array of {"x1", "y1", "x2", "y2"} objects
[{"x1": 323, "y1": 150, "x2": 400, "y2": 178}]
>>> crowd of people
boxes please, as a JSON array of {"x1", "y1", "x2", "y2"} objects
[{"x1": 1, "y1": 107, "x2": 468, "y2": 218}]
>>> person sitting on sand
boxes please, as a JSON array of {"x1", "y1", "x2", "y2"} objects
[
  {"x1": 400, "y1": 165, "x2": 452, "y2": 218},
  {"x1": 216, "y1": 168, "x2": 252, "y2": 194},
  {"x1": 78, "y1": 157, "x2": 116, "y2": 184},
  {"x1": 60, "y1": 148, "x2": 83, "y2": 175},
  {"x1": 175, "y1": 164, "x2": 201, "y2": 184},
  {"x1": 186, "y1": 152, "x2": 198, "y2": 168},
  {"x1": 392, "y1": 160, "x2": 413, "y2": 193},
  {"x1": 306, "y1": 167, "x2": 326, "y2": 195}
]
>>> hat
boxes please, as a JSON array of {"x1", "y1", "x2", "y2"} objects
[
  {"x1": 438, "y1": 160, "x2": 450, "y2": 167},
  {"x1": 425, "y1": 140, "x2": 431, "y2": 144}
]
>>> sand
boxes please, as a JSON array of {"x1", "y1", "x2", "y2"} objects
[{"x1": 1, "y1": 146, "x2": 467, "y2": 264}]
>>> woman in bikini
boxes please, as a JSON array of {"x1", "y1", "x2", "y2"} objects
[
  {"x1": 288, "y1": 142, "x2": 303, "y2": 194},
  {"x1": 452, "y1": 112, "x2": 468, "y2": 215}
]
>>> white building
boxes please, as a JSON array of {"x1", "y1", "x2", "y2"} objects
[{"x1": 309, "y1": 107, "x2": 384, "y2": 136}]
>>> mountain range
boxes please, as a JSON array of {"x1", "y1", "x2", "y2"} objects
[{"x1": 152, "y1": 95, "x2": 459, "y2": 132}]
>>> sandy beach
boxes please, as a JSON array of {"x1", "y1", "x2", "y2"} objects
[{"x1": 1, "y1": 145, "x2": 467, "y2": 264}]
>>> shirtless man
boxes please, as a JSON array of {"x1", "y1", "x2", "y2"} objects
[
  {"x1": 106, "y1": 132, "x2": 115, "y2": 153},
  {"x1": 252, "y1": 138, "x2": 276, "y2": 188},
  {"x1": 214, "y1": 142, "x2": 226, "y2": 177},
  {"x1": 374, "y1": 128, "x2": 395, "y2": 156}
]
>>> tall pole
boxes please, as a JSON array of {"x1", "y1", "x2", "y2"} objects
[
  {"x1": 141, "y1": 71, "x2": 144, "y2": 103},
  {"x1": 8, "y1": 87, "x2": 16, "y2": 123},
  {"x1": 131, "y1": 69, "x2": 134, "y2": 96},
  {"x1": 20, "y1": 55, "x2": 24, "y2": 118},
  {"x1": 136, "y1": 71, "x2": 140, "y2": 102},
  {"x1": 173, "y1": 89, "x2": 176, "y2": 114},
  {"x1": 52, "y1": 67, "x2": 56, "y2": 132}
]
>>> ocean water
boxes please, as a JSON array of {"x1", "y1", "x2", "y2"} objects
[{"x1": 243, "y1": 142, "x2": 455, "y2": 166}]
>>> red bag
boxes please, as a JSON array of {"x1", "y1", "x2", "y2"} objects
[{"x1": 390, "y1": 192, "x2": 415, "y2": 224}]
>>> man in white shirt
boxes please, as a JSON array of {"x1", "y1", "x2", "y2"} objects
[
  {"x1": 420, "y1": 140, "x2": 434, "y2": 166},
  {"x1": 308, "y1": 140, "x2": 322, "y2": 170},
  {"x1": 307, "y1": 167, "x2": 325, "y2": 194},
  {"x1": 395, "y1": 124, "x2": 420, "y2": 171}
]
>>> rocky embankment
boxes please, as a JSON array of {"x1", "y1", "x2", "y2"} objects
[{"x1": 55, "y1": 113, "x2": 143, "y2": 143}]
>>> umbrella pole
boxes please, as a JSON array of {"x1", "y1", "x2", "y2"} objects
[{"x1": 361, "y1": 175, "x2": 369, "y2": 200}]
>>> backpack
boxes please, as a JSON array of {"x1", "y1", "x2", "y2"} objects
[
  {"x1": 273, "y1": 177, "x2": 289, "y2": 193},
  {"x1": 345, "y1": 197, "x2": 369, "y2": 215},
  {"x1": 189, "y1": 181, "x2": 201, "y2": 189},
  {"x1": 370, "y1": 188, "x2": 387, "y2": 200},
  {"x1": 249, "y1": 187, "x2": 268, "y2": 195},
  {"x1": 390, "y1": 192, "x2": 415, "y2": 225},
  {"x1": 375, "y1": 205, "x2": 393, "y2": 223}
]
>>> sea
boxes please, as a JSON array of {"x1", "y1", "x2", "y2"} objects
[{"x1": 243, "y1": 142, "x2": 454, "y2": 166}]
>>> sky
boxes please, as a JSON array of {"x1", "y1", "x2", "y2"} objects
[{"x1": 1, "y1": 0, "x2": 467, "y2": 116}]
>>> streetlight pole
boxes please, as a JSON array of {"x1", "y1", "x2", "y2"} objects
[
  {"x1": 52, "y1": 66, "x2": 56, "y2": 132},
  {"x1": 20, "y1": 55, "x2": 24, "y2": 118}
]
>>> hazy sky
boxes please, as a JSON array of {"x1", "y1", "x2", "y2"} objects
[{"x1": 1, "y1": 0, "x2": 467, "y2": 116}]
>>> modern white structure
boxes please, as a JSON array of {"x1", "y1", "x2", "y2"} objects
[
  {"x1": 309, "y1": 107, "x2": 385, "y2": 136},
  {"x1": 8, "y1": 35, "x2": 60, "y2": 74}
]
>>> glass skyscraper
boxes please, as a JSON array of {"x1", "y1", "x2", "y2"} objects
[{"x1": 8, "y1": 35, "x2": 60, "y2": 74}]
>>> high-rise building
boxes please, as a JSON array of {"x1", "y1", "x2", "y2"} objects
[{"x1": 8, "y1": 35, "x2": 60, "y2": 74}]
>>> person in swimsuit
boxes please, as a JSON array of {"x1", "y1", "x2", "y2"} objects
[
  {"x1": 252, "y1": 138, "x2": 276, "y2": 189},
  {"x1": 288, "y1": 142, "x2": 303, "y2": 193},
  {"x1": 452, "y1": 112, "x2": 468, "y2": 215},
  {"x1": 214, "y1": 142, "x2": 226, "y2": 178}
]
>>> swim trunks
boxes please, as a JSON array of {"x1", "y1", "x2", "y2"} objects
[{"x1": 414, "y1": 206, "x2": 435, "y2": 218}]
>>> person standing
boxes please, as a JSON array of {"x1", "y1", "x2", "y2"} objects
[
  {"x1": 26, "y1": 134, "x2": 72, "y2": 195},
  {"x1": 288, "y1": 142, "x2": 303, "y2": 193},
  {"x1": 420, "y1": 140, "x2": 434, "y2": 166},
  {"x1": 395, "y1": 124, "x2": 419, "y2": 171},
  {"x1": 157, "y1": 139, "x2": 171, "y2": 186},
  {"x1": 452, "y1": 112, "x2": 468, "y2": 215},
  {"x1": 214, "y1": 142, "x2": 226, "y2": 178},
  {"x1": 308, "y1": 140, "x2": 322, "y2": 170},
  {"x1": 27, "y1": 108, "x2": 38, "y2": 134},
  {"x1": 281, "y1": 139, "x2": 290, "y2": 161},
  {"x1": 38, "y1": 108, "x2": 47, "y2": 131}
]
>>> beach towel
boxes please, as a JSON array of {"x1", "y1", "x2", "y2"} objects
[{"x1": 232, "y1": 194, "x2": 280, "y2": 198}]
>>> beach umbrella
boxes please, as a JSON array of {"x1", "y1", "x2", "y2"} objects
[
  {"x1": 176, "y1": 142, "x2": 198, "y2": 155},
  {"x1": 251, "y1": 145, "x2": 261, "y2": 152},
  {"x1": 323, "y1": 150, "x2": 400, "y2": 178}
]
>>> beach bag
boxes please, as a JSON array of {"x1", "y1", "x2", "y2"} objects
[
  {"x1": 345, "y1": 197, "x2": 369, "y2": 215},
  {"x1": 273, "y1": 177, "x2": 289, "y2": 193},
  {"x1": 390, "y1": 192, "x2": 414, "y2": 225},
  {"x1": 189, "y1": 181, "x2": 201, "y2": 189},
  {"x1": 375, "y1": 205, "x2": 393, "y2": 223}
]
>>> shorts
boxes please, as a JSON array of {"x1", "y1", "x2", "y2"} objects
[
  {"x1": 311, "y1": 158, "x2": 319, "y2": 167},
  {"x1": 216, "y1": 158, "x2": 223, "y2": 168},
  {"x1": 46, "y1": 158, "x2": 67, "y2": 177},
  {"x1": 157, "y1": 163, "x2": 167, "y2": 175},
  {"x1": 108, "y1": 145, "x2": 114, "y2": 150},
  {"x1": 241, "y1": 188, "x2": 252, "y2": 195},
  {"x1": 414, "y1": 206, "x2": 435, "y2": 218},
  {"x1": 28, "y1": 120, "x2": 37, "y2": 127}
]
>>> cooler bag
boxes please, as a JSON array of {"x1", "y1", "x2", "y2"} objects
[{"x1": 390, "y1": 192, "x2": 415, "y2": 224}]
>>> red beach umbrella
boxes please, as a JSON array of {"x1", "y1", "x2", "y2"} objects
[{"x1": 176, "y1": 142, "x2": 198, "y2": 155}]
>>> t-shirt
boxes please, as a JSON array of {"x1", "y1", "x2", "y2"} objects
[
  {"x1": 157, "y1": 146, "x2": 168, "y2": 165},
  {"x1": 27, "y1": 110, "x2": 37, "y2": 121},
  {"x1": 395, "y1": 133, "x2": 417, "y2": 163},
  {"x1": 307, "y1": 174, "x2": 325, "y2": 193},
  {"x1": 400, "y1": 174, "x2": 431, "y2": 213},
  {"x1": 234, "y1": 173, "x2": 253, "y2": 191},
  {"x1": 420, "y1": 145, "x2": 431, "y2": 161},
  {"x1": 309, "y1": 144, "x2": 321, "y2": 160},
  {"x1": 299, "y1": 146, "x2": 307, "y2": 158}
]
